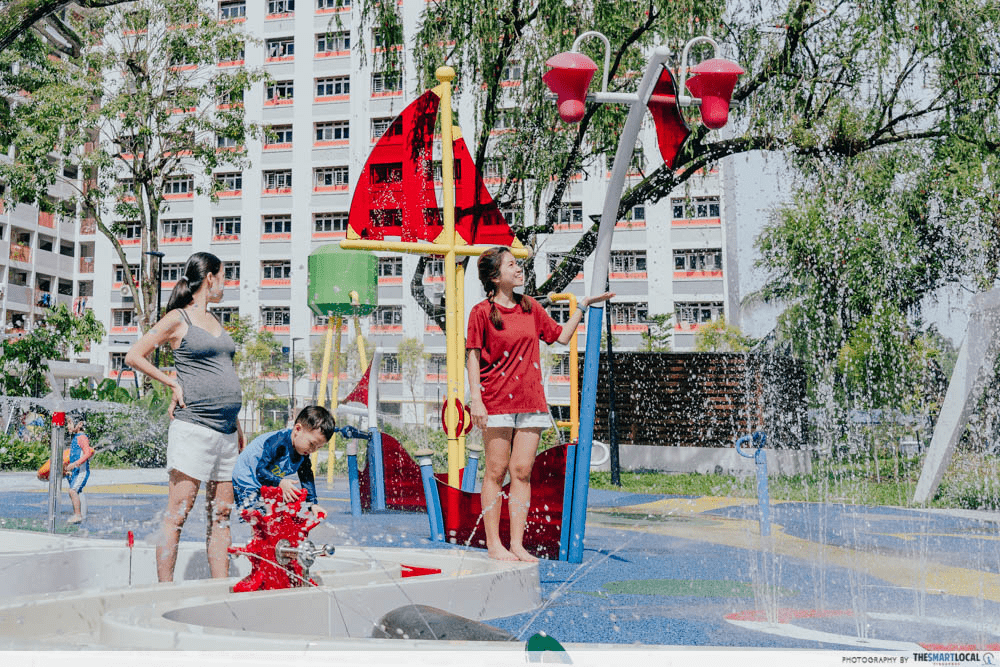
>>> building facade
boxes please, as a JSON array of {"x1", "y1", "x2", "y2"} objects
[{"x1": 85, "y1": 0, "x2": 735, "y2": 428}]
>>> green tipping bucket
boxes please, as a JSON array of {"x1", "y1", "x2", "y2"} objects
[{"x1": 308, "y1": 245, "x2": 378, "y2": 317}]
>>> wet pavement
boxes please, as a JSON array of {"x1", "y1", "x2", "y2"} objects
[{"x1": 2, "y1": 468, "x2": 1000, "y2": 650}]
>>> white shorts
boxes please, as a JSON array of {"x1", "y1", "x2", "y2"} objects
[
  {"x1": 167, "y1": 419, "x2": 239, "y2": 483},
  {"x1": 486, "y1": 412, "x2": 552, "y2": 430}
]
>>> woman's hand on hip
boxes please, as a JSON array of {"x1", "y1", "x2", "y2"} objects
[
  {"x1": 469, "y1": 398, "x2": 488, "y2": 431},
  {"x1": 167, "y1": 383, "x2": 185, "y2": 419}
]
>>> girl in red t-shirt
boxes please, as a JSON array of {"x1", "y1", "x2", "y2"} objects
[{"x1": 467, "y1": 246, "x2": 613, "y2": 561}]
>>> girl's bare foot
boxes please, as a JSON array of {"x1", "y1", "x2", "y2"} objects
[
  {"x1": 487, "y1": 545, "x2": 519, "y2": 561},
  {"x1": 510, "y1": 545, "x2": 539, "y2": 562}
]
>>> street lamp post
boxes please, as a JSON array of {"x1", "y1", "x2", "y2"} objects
[
  {"x1": 144, "y1": 250, "x2": 165, "y2": 367},
  {"x1": 543, "y1": 32, "x2": 742, "y2": 563},
  {"x1": 290, "y1": 336, "x2": 303, "y2": 420}
]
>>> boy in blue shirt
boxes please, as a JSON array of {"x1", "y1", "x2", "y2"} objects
[{"x1": 232, "y1": 405, "x2": 336, "y2": 512}]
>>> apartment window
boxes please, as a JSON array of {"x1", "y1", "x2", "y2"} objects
[
  {"x1": 501, "y1": 207, "x2": 522, "y2": 227},
  {"x1": 314, "y1": 212, "x2": 348, "y2": 233},
  {"x1": 380, "y1": 353, "x2": 400, "y2": 375},
  {"x1": 261, "y1": 307, "x2": 290, "y2": 327},
  {"x1": 551, "y1": 354, "x2": 571, "y2": 375},
  {"x1": 671, "y1": 196, "x2": 720, "y2": 220},
  {"x1": 219, "y1": 1, "x2": 246, "y2": 19},
  {"x1": 164, "y1": 175, "x2": 193, "y2": 195},
  {"x1": 317, "y1": 0, "x2": 350, "y2": 8},
  {"x1": 371, "y1": 117, "x2": 400, "y2": 141},
  {"x1": 495, "y1": 108, "x2": 519, "y2": 131},
  {"x1": 266, "y1": 81, "x2": 294, "y2": 103},
  {"x1": 224, "y1": 264, "x2": 241, "y2": 282},
  {"x1": 316, "y1": 75, "x2": 349, "y2": 97},
  {"x1": 676, "y1": 301, "x2": 724, "y2": 326},
  {"x1": 266, "y1": 37, "x2": 295, "y2": 59},
  {"x1": 264, "y1": 170, "x2": 293, "y2": 191},
  {"x1": 372, "y1": 209, "x2": 403, "y2": 227},
  {"x1": 215, "y1": 171, "x2": 242, "y2": 192},
  {"x1": 314, "y1": 166, "x2": 349, "y2": 188},
  {"x1": 558, "y1": 202, "x2": 583, "y2": 226},
  {"x1": 429, "y1": 160, "x2": 462, "y2": 182},
  {"x1": 315, "y1": 120, "x2": 349, "y2": 142},
  {"x1": 214, "y1": 307, "x2": 239, "y2": 324},
  {"x1": 482, "y1": 161, "x2": 502, "y2": 181},
  {"x1": 216, "y1": 133, "x2": 241, "y2": 149},
  {"x1": 262, "y1": 214, "x2": 292, "y2": 234},
  {"x1": 371, "y1": 162, "x2": 402, "y2": 184},
  {"x1": 374, "y1": 305, "x2": 402, "y2": 327},
  {"x1": 674, "y1": 249, "x2": 723, "y2": 272},
  {"x1": 267, "y1": 0, "x2": 294, "y2": 14},
  {"x1": 219, "y1": 40, "x2": 244, "y2": 63},
  {"x1": 610, "y1": 302, "x2": 648, "y2": 326},
  {"x1": 262, "y1": 261, "x2": 292, "y2": 280},
  {"x1": 317, "y1": 31, "x2": 349, "y2": 54},
  {"x1": 162, "y1": 219, "x2": 193, "y2": 240},
  {"x1": 549, "y1": 302, "x2": 571, "y2": 324},
  {"x1": 59, "y1": 242, "x2": 74, "y2": 258},
  {"x1": 266, "y1": 125, "x2": 293, "y2": 146},
  {"x1": 162, "y1": 263, "x2": 186, "y2": 282},
  {"x1": 112, "y1": 309, "x2": 136, "y2": 328},
  {"x1": 116, "y1": 221, "x2": 142, "y2": 240},
  {"x1": 378, "y1": 256, "x2": 403, "y2": 277},
  {"x1": 610, "y1": 250, "x2": 646, "y2": 274},
  {"x1": 110, "y1": 352, "x2": 128, "y2": 372},
  {"x1": 217, "y1": 87, "x2": 244, "y2": 107},
  {"x1": 214, "y1": 216, "x2": 241, "y2": 237},
  {"x1": 114, "y1": 264, "x2": 138, "y2": 283},
  {"x1": 371, "y1": 72, "x2": 401, "y2": 95},
  {"x1": 501, "y1": 61, "x2": 522, "y2": 83},
  {"x1": 630, "y1": 147, "x2": 645, "y2": 172},
  {"x1": 424, "y1": 258, "x2": 444, "y2": 278}
]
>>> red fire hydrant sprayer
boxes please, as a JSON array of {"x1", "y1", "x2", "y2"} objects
[{"x1": 228, "y1": 486, "x2": 334, "y2": 593}]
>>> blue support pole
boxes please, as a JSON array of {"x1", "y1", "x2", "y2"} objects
[
  {"x1": 558, "y1": 443, "x2": 577, "y2": 561},
  {"x1": 417, "y1": 449, "x2": 445, "y2": 542},
  {"x1": 461, "y1": 444, "x2": 481, "y2": 493},
  {"x1": 567, "y1": 309, "x2": 605, "y2": 562},
  {"x1": 346, "y1": 446, "x2": 362, "y2": 518},
  {"x1": 735, "y1": 432, "x2": 769, "y2": 537},
  {"x1": 369, "y1": 426, "x2": 386, "y2": 511}
]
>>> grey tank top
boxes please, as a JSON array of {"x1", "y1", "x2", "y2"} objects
[{"x1": 172, "y1": 309, "x2": 243, "y2": 434}]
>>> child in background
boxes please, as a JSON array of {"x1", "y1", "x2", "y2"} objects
[
  {"x1": 232, "y1": 405, "x2": 335, "y2": 513},
  {"x1": 64, "y1": 412, "x2": 95, "y2": 524}
]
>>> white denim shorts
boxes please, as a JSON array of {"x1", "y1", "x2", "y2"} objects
[
  {"x1": 485, "y1": 412, "x2": 552, "y2": 430},
  {"x1": 167, "y1": 418, "x2": 239, "y2": 482}
]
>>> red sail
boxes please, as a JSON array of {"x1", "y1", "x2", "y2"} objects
[
  {"x1": 452, "y1": 137, "x2": 515, "y2": 247},
  {"x1": 348, "y1": 90, "x2": 440, "y2": 242}
]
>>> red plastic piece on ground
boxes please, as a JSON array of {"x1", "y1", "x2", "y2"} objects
[
  {"x1": 400, "y1": 564, "x2": 443, "y2": 578},
  {"x1": 127, "y1": 531, "x2": 134, "y2": 548},
  {"x1": 228, "y1": 486, "x2": 326, "y2": 593}
]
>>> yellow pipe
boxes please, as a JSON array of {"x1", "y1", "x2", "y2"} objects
[
  {"x1": 327, "y1": 315, "x2": 343, "y2": 485},
  {"x1": 437, "y1": 65, "x2": 461, "y2": 487},
  {"x1": 314, "y1": 314, "x2": 336, "y2": 474},
  {"x1": 549, "y1": 293, "x2": 579, "y2": 442},
  {"x1": 349, "y1": 291, "x2": 368, "y2": 368},
  {"x1": 341, "y1": 239, "x2": 530, "y2": 258},
  {"x1": 456, "y1": 259, "x2": 466, "y2": 466}
]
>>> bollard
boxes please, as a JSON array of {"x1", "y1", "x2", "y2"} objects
[
  {"x1": 461, "y1": 443, "x2": 482, "y2": 493},
  {"x1": 735, "y1": 432, "x2": 769, "y2": 537},
  {"x1": 416, "y1": 449, "x2": 445, "y2": 542},
  {"x1": 47, "y1": 412, "x2": 66, "y2": 533}
]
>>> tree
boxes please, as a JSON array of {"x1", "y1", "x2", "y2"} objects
[
  {"x1": 639, "y1": 313, "x2": 673, "y2": 352},
  {"x1": 360, "y1": 0, "x2": 1000, "y2": 326},
  {"x1": 226, "y1": 316, "x2": 284, "y2": 434},
  {"x1": 693, "y1": 315, "x2": 752, "y2": 353},
  {"x1": 0, "y1": 303, "x2": 105, "y2": 396},
  {"x1": 396, "y1": 337, "x2": 428, "y2": 424},
  {"x1": 0, "y1": 1, "x2": 135, "y2": 55},
  {"x1": 0, "y1": 0, "x2": 265, "y2": 333}
]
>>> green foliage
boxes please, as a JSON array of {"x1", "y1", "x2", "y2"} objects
[
  {"x1": 693, "y1": 316, "x2": 753, "y2": 353},
  {"x1": 227, "y1": 316, "x2": 284, "y2": 431},
  {"x1": 0, "y1": 0, "x2": 267, "y2": 333},
  {"x1": 639, "y1": 313, "x2": 673, "y2": 352},
  {"x1": 0, "y1": 304, "x2": 106, "y2": 397},
  {"x1": 0, "y1": 433, "x2": 49, "y2": 471}
]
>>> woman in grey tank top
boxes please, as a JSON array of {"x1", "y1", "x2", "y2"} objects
[{"x1": 126, "y1": 252, "x2": 244, "y2": 582}]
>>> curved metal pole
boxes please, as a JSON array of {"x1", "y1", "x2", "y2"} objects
[
  {"x1": 568, "y1": 46, "x2": 672, "y2": 563},
  {"x1": 677, "y1": 36, "x2": 720, "y2": 97},
  {"x1": 571, "y1": 31, "x2": 611, "y2": 93}
]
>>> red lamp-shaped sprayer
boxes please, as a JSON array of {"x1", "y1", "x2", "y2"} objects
[
  {"x1": 684, "y1": 58, "x2": 744, "y2": 130},
  {"x1": 542, "y1": 51, "x2": 598, "y2": 123}
]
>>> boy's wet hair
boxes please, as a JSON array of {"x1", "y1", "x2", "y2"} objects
[{"x1": 295, "y1": 405, "x2": 336, "y2": 439}]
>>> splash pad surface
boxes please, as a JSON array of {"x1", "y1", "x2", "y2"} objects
[{"x1": 2, "y1": 469, "x2": 1000, "y2": 651}]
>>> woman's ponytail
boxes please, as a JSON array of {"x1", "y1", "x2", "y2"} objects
[{"x1": 164, "y1": 252, "x2": 222, "y2": 314}]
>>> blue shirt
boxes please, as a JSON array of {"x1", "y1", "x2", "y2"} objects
[{"x1": 231, "y1": 429, "x2": 317, "y2": 503}]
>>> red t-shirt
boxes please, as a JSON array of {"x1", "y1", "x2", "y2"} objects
[{"x1": 467, "y1": 296, "x2": 563, "y2": 414}]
